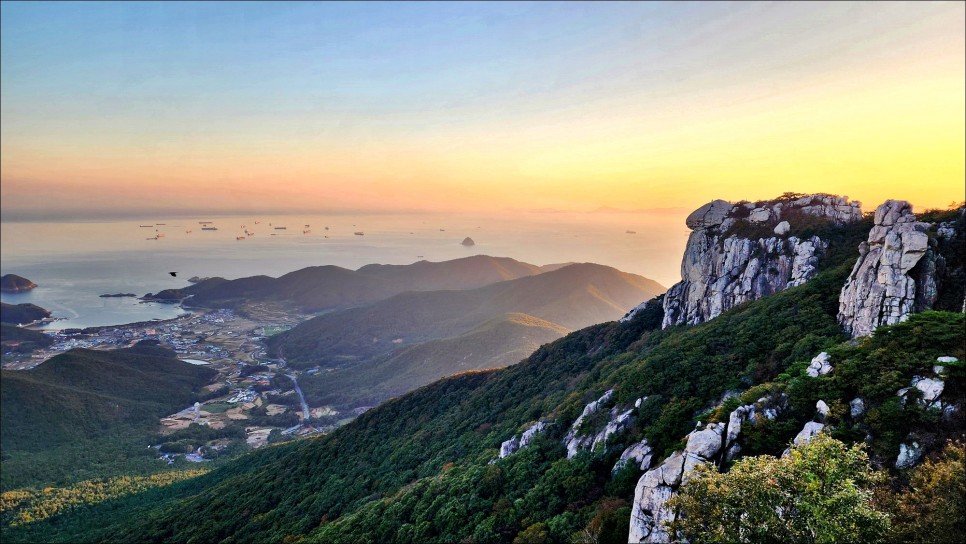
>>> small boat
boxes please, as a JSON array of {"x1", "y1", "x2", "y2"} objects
[
  {"x1": 254, "y1": 220, "x2": 260, "y2": 224},
  {"x1": 140, "y1": 225, "x2": 153, "y2": 228},
  {"x1": 236, "y1": 236, "x2": 246, "y2": 240},
  {"x1": 156, "y1": 233, "x2": 166, "y2": 237},
  {"x1": 202, "y1": 227, "x2": 218, "y2": 231},
  {"x1": 304, "y1": 224, "x2": 310, "y2": 227},
  {"x1": 354, "y1": 231, "x2": 364, "y2": 236},
  {"x1": 185, "y1": 230, "x2": 192, "y2": 233},
  {"x1": 303, "y1": 229, "x2": 311, "y2": 234},
  {"x1": 274, "y1": 226, "x2": 287, "y2": 230},
  {"x1": 146, "y1": 236, "x2": 158, "y2": 240},
  {"x1": 626, "y1": 230, "x2": 637, "y2": 234},
  {"x1": 324, "y1": 226, "x2": 329, "y2": 230},
  {"x1": 156, "y1": 223, "x2": 166, "y2": 226},
  {"x1": 439, "y1": 229, "x2": 445, "y2": 232},
  {"x1": 199, "y1": 221, "x2": 213, "y2": 224}
]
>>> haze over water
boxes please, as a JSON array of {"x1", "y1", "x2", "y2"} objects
[{"x1": 1, "y1": 209, "x2": 688, "y2": 329}]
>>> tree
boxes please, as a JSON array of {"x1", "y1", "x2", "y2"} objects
[
  {"x1": 887, "y1": 441, "x2": 966, "y2": 543},
  {"x1": 668, "y1": 434, "x2": 889, "y2": 543}
]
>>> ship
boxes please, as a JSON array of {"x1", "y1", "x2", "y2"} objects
[
  {"x1": 156, "y1": 233, "x2": 166, "y2": 237},
  {"x1": 303, "y1": 229, "x2": 311, "y2": 234},
  {"x1": 304, "y1": 224, "x2": 310, "y2": 227},
  {"x1": 236, "y1": 236, "x2": 246, "y2": 240},
  {"x1": 626, "y1": 230, "x2": 637, "y2": 234},
  {"x1": 274, "y1": 226, "x2": 287, "y2": 230},
  {"x1": 146, "y1": 236, "x2": 158, "y2": 240},
  {"x1": 140, "y1": 225, "x2": 153, "y2": 227},
  {"x1": 199, "y1": 221, "x2": 213, "y2": 224},
  {"x1": 202, "y1": 227, "x2": 218, "y2": 231},
  {"x1": 185, "y1": 230, "x2": 192, "y2": 233},
  {"x1": 354, "y1": 231, "x2": 364, "y2": 236}
]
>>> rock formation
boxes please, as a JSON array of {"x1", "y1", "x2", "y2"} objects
[
  {"x1": 563, "y1": 390, "x2": 637, "y2": 458},
  {"x1": 662, "y1": 194, "x2": 861, "y2": 328},
  {"x1": 498, "y1": 421, "x2": 548, "y2": 458},
  {"x1": 461, "y1": 237, "x2": 475, "y2": 247},
  {"x1": 837, "y1": 200, "x2": 938, "y2": 337},
  {"x1": 628, "y1": 395, "x2": 786, "y2": 543}
]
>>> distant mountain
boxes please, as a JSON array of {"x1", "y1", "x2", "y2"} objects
[
  {"x1": 0, "y1": 274, "x2": 37, "y2": 293},
  {"x1": 297, "y1": 313, "x2": 570, "y2": 407},
  {"x1": 161, "y1": 255, "x2": 546, "y2": 311},
  {"x1": 272, "y1": 263, "x2": 665, "y2": 406},
  {"x1": 0, "y1": 302, "x2": 51, "y2": 325}
]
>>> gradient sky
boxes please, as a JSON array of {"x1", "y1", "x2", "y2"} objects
[{"x1": 1, "y1": 1, "x2": 963, "y2": 219}]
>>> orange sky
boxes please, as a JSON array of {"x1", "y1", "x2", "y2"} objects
[{"x1": 1, "y1": 2, "x2": 963, "y2": 219}]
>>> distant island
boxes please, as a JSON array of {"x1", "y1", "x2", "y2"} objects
[
  {"x1": 100, "y1": 293, "x2": 137, "y2": 298},
  {"x1": 0, "y1": 274, "x2": 37, "y2": 293},
  {"x1": 461, "y1": 237, "x2": 476, "y2": 246}
]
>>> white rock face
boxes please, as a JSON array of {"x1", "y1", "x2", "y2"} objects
[
  {"x1": 792, "y1": 422, "x2": 825, "y2": 446},
  {"x1": 806, "y1": 352, "x2": 833, "y2": 377},
  {"x1": 837, "y1": 200, "x2": 939, "y2": 338},
  {"x1": 629, "y1": 401, "x2": 764, "y2": 543},
  {"x1": 937, "y1": 356, "x2": 959, "y2": 363},
  {"x1": 850, "y1": 397, "x2": 866, "y2": 418},
  {"x1": 912, "y1": 376, "x2": 945, "y2": 407},
  {"x1": 896, "y1": 440, "x2": 924, "y2": 469},
  {"x1": 498, "y1": 421, "x2": 548, "y2": 458},
  {"x1": 563, "y1": 390, "x2": 635, "y2": 459},
  {"x1": 614, "y1": 439, "x2": 655, "y2": 473},
  {"x1": 685, "y1": 199, "x2": 732, "y2": 229},
  {"x1": 661, "y1": 195, "x2": 859, "y2": 328},
  {"x1": 816, "y1": 400, "x2": 830, "y2": 418}
]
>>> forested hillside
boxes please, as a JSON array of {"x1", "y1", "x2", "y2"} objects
[{"x1": 0, "y1": 343, "x2": 217, "y2": 490}]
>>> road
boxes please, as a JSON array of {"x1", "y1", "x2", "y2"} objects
[{"x1": 286, "y1": 372, "x2": 310, "y2": 422}]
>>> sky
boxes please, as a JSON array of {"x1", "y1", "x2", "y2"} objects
[{"x1": 1, "y1": 1, "x2": 964, "y2": 220}]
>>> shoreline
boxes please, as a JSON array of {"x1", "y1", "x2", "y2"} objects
[{"x1": 32, "y1": 310, "x2": 198, "y2": 335}]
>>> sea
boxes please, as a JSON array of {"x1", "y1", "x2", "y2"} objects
[{"x1": 0, "y1": 210, "x2": 690, "y2": 330}]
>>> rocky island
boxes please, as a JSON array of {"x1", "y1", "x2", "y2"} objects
[
  {"x1": 461, "y1": 237, "x2": 475, "y2": 247},
  {"x1": 0, "y1": 274, "x2": 37, "y2": 293},
  {"x1": 100, "y1": 293, "x2": 137, "y2": 298}
]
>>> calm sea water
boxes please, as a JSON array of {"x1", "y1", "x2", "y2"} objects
[{"x1": 1, "y1": 211, "x2": 689, "y2": 329}]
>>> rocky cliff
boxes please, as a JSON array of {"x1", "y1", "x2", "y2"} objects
[
  {"x1": 661, "y1": 194, "x2": 862, "y2": 328},
  {"x1": 837, "y1": 200, "x2": 965, "y2": 337}
]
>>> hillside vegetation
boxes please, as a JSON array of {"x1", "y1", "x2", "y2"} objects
[{"x1": 0, "y1": 343, "x2": 217, "y2": 490}]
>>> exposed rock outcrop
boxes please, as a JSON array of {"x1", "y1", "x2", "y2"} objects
[
  {"x1": 628, "y1": 395, "x2": 782, "y2": 543},
  {"x1": 662, "y1": 195, "x2": 861, "y2": 328},
  {"x1": 805, "y1": 351, "x2": 833, "y2": 377},
  {"x1": 498, "y1": 421, "x2": 548, "y2": 458},
  {"x1": 837, "y1": 200, "x2": 939, "y2": 337},
  {"x1": 563, "y1": 390, "x2": 637, "y2": 458},
  {"x1": 613, "y1": 439, "x2": 655, "y2": 473}
]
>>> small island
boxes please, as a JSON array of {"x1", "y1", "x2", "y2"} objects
[
  {"x1": 100, "y1": 293, "x2": 137, "y2": 298},
  {"x1": 461, "y1": 237, "x2": 476, "y2": 247},
  {"x1": 0, "y1": 274, "x2": 38, "y2": 293}
]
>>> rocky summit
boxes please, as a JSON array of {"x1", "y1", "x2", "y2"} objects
[
  {"x1": 661, "y1": 194, "x2": 862, "y2": 328},
  {"x1": 837, "y1": 200, "x2": 954, "y2": 337}
]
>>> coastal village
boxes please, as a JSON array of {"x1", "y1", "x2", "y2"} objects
[{"x1": 1, "y1": 305, "x2": 358, "y2": 463}]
